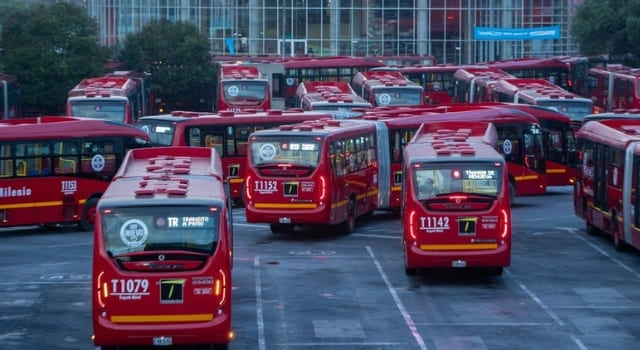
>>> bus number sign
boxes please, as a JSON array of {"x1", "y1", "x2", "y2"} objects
[{"x1": 254, "y1": 180, "x2": 278, "y2": 194}]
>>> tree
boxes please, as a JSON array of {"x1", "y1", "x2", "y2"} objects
[
  {"x1": 117, "y1": 20, "x2": 217, "y2": 112},
  {"x1": 0, "y1": 2, "x2": 108, "y2": 115},
  {"x1": 572, "y1": 0, "x2": 640, "y2": 66}
]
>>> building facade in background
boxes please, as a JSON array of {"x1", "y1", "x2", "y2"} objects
[{"x1": 86, "y1": 0, "x2": 583, "y2": 64}]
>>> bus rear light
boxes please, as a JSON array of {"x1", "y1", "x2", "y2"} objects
[
  {"x1": 96, "y1": 271, "x2": 107, "y2": 308},
  {"x1": 215, "y1": 269, "x2": 228, "y2": 306},
  {"x1": 319, "y1": 176, "x2": 327, "y2": 200},
  {"x1": 408, "y1": 210, "x2": 417, "y2": 240},
  {"x1": 244, "y1": 175, "x2": 252, "y2": 201},
  {"x1": 500, "y1": 209, "x2": 509, "y2": 239}
]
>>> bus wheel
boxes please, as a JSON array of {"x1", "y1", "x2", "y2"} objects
[
  {"x1": 270, "y1": 223, "x2": 294, "y2": 234},
  {"x1": 488, "y1": 267, "x2": 504, "y2": 276},
  {"x1": 508, "y1": 182, "x2": 516, "y2": 206},
  {"x1": 612, "y1": 216, "x2": 626, "y2": 251},
  {"x1": 341, "y1": 199, "x2": 357, "y2": 234},
  {"x1": 80, "y1": 197, "x2": 99, "y2": 232}
]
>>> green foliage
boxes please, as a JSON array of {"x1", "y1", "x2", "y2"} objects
[
  {"x1": 0, "y1": 2, "x2": 108, "y2": 115},
  {"x1": 118, "y1": 20, "x2": 217, "y2": 112},
  {"x1": 572, "y1": 0, "x2": 640, "y2": 65}
]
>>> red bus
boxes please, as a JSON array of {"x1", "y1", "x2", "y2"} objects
[
  {"x1": 92, "y1": 146, "x2": 233, "y2": 349},
  {"x1": 0, "y1": 72, "x2": 21, "y2": 119},
  {"x1": 485, "y1": 56, "x2": 591, "y2": 97},
  {"x1": 492, "y1": 104, "x2": 577, "y2": 187},
  {"x1": 135, "y1": 109, "x2": 334, "y2": 205},
  {"x1": 588, "y1": 64, "x2": 640, "y2": 113},
  {"x1": 371, "y1": 64, "x2": 490, "y2": 105},
  {"x1": 402, "y1": 120, "x2": 511, "y2": 275},
  {"x1": 491, "y1": 77, "x2": 596, "y2": 124},
  {"x1": 452, "y1": 67, "x2": 515, "y2": 103},
  {"x1": 350, "y1": 70, "x2": 424, "y2": 107},
  {"x1": 244, "y1": 118, "x2": 379, "y2": 234},
  {"x1": 573, "y1": 118, "x2": 640, "y2": 251},
  {"x1": 360, "y1": 105, "x2": 547, "y2": 207},
  {"x1": 0, "y1": 116, "x2": 152, "y2": 230},
  {"x1": 216, "y1": 64, "x2": 271, "y2": 112},
  {"x1": 294, "y1": 81, "x2": 358, "y2": 108},
  {"x1": 67, "y1": 71, "x2": 154, "y2": 124}
]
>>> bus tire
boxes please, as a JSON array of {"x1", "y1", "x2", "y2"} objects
[
  {"x1": 611, "y1": 214, "x2": 626, "y2": 251},
  {"x1": 270, "y1": 223, "x2": 294, "y2": 234},
  {"x1": 508, "y1": 182, "x2": 516, "y2": 206},
  {"x1": 488, "y1": 267, "x2": 504, "y2": 276},
  {"x1": 341, "y1": 199, "x2": 357, "y2": 234},
  {"x1": 80, "y1": 197, "x2": 99, "y2": 232}
]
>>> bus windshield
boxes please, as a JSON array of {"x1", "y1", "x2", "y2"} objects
[
  {"x1": 536, "y1": 101, "x2": 592, "y2": 122},
  {"x1": 136, "y1": 121, "x2": 176, "y2": 146},
  {"x1": 374, "y1": 88, "x2": 423, "y2": 106},
  {"x1": 102, "y1": 206, "x2": 220, "y2": 257},
  {"x1": 413, "y1": 162, "x2": 503, "y2": 200},
  {"x1": 250, "y1": 135, "x2": 321, "y2": 167},
  {"x1": 222, "y1": 81, "x2": 268, "y2": 103},
  {"x1": 70, "y1": 101, "x2": 127, "y2": 123}
]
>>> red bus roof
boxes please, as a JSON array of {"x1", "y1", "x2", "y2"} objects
[
  {"x1": 494, "y1": 104, "x2": 572, "y2": 123},
  {"x1": 0, "y1": 116, "x2": 150, "y2": 140},
  {"x1": 493, "y1": 78, "x2": 590, "y2": 102},
  {"x1": 372, "y1": 105, "x2": 541, "y2": 130},
  {"x1": 296, "y1": 81, "x2": 356, "y2": 96},
  {"x1": 113, "y1": 146, "x2": 223, "y2": 181},
  {"x1": 68, "y1": 76, "x2": 139, "y2": 98},
  {"x1": 264, "y1": 118, "x2": 377, "y2": 136},
  {"x1": 372, "y1": 64, "x2": 488, "y2": 74},
  {"x1": 577, "y1": 118, "x2": 640, "y2": 150},
  {"x1": 412, "y1": 120, "x2": 498, "y2": 147},
  {"x1": 105, "y1": 147, "x2": 225, "y2": 201},
  {"x1": 219, "y1": 64, "x2": 266, "y2": 81},
  {"x1": 302, "y1": 92, "x2": 372, "y2": 108},
  {"x1": 453, "y1": 67, "x2": 514, "y2": 82}
]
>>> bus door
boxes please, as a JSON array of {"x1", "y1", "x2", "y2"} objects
[{"x1": 593, "y1": 143, "x2": 608, "y2": 209}]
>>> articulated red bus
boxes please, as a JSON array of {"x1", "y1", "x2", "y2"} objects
[
  {"x1": 357, "y1": 104, "x2": 547, "y2": 209},
  {"x1": 0, "y1": 72, "x2": 21, "y2": 119},
  {"x1": 0, "y1": 116, "x2": 152, "y2": 230},
  {"x1": 452, "y1": 67, "x2": 515, "y2": 103},
  {"x1": 350, "y1": 70, "x2": 424, "y2": 107},
  {"x1": 216, "y1": 64, "x2": 271, "y2": 112},
  {"x1": 573, "y1": 118, "x2": 640, "y2": 251},
  {"x1": 485, "y1": 56, "x2": 591, "y2": 97},
  {"x1": 588, "y1": 64, "x2": 640, "y2": 112},
  {"x1": 371, "y1": 64, "x2": 488, "y2": 105},
  {"x1": 402, "y1": 120, "x2": 511, "y2": 275},
  {"x1": 67, "y1": 71, "x2": 154, "y2": 124},
  {"x1": 491, "y1": 77, "x2": 596, "y2": 124},
  {"x1": 135, "y1": 109, "x2": 334, "y2": 205},
  {"x1": 92, "y1": 146, "x2": 233, "y2": 349},
  {"x1": 244, "y1": 118, "x2": 379, "y2": 234}
]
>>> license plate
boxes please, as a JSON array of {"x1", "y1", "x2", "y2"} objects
[
  {"x1": 279, "y1": 217, "x2": 291, "y2": 224},
  {"x1": 451, "y1": 260, "x2": 467, "y2": 268},
  {"x1": 153, "y1": 336, "x2": 172, "y2": 346}
]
